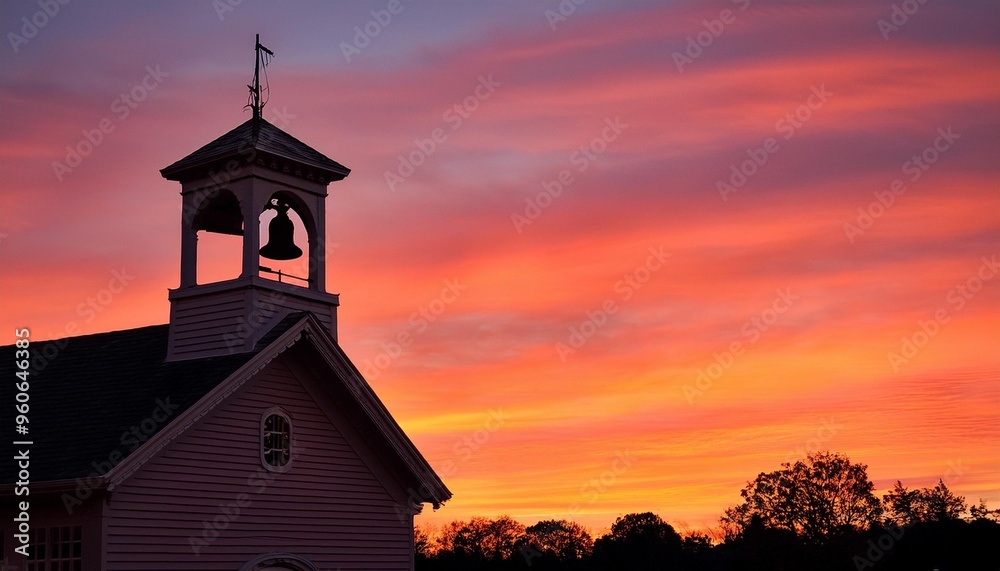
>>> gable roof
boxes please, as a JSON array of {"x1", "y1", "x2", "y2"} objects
[
  {"x1": 160, "y1": 116, "x2": 350, "y2": 182},
  {"x1": 0, "y1": 314, "x2": 450, "y2": 506},
  {"x1": 0, "y1": 315, "x2": 298, "y2": 484}
]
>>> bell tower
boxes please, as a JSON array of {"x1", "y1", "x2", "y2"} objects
[{"x1": 160, "y1": 36, "x2": 350, "y2": 361}]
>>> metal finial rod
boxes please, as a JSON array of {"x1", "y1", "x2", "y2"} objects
[{"x1": 249, "y1": 34, "x2": 274, "y2": 119}]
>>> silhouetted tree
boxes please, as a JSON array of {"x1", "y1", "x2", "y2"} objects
[
  {"x1": 522, "y1": 519, "x2": 593, "y2": 560},
  {"x1": 415, "y1": 525, "x2": 431, "y2": 561},
  {"x1": 434, "y1": 520, "x2": 464, "y2": 555},
  {"x1": 881, "y1": 480, "x2": 921, "y2": 526},
  {"x1": 883, "y1": 479, "x2": 966, "y2": 525},
  {"x1": 724, "y1": 514, "x2": 808, "y2": 570},
  {"x1": 593, "y1": 512, "x2": 682, "y2": 569},
  {"x1": 681, "y1": 531, "x2": 713, "y2": 557},
  {"x1": 720, "y1": 451, "x2": 882, "y2": 543},
  {"x1": 414, "y1": 459, "x2": 1000, "y2": 571},
  {"x1": 919, "y1": 479, "x2": 966, "y2": 521},
  {"x1": 852, "y1": 518, "x2": 1000, "y2": 571},
  {"x1": 449, "y1": 515, "x2": 526, "y2": 561},
  {"x1": 970, "y1": 499, "x2": 1000, "y2": 522}
]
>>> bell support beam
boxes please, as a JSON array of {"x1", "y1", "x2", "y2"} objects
[
  {"x1": 179, "y1": 192, "x2": 199, "y2": 288},
  {"x1": 241, "y1": 184, "x2": 264, "y2": 280},
  {"x1": 311, "y1": 195, "x2": 326, "y2": 292}
]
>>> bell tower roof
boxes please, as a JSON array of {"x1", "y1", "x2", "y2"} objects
[{"x1": 160, "y1": 116, "x2": 350, "y2": 184}]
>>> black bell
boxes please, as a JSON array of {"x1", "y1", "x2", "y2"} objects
[{"x1": 259, "y1": 201, "x2": 303, "y2": 260}]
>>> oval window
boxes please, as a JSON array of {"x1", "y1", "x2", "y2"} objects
[{"x1": 261, "y1": 409, "x2": 292, "y2": 471}]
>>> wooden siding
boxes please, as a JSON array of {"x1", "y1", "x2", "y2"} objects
[
  {"x1": 169, "y1": 290, "x2": 249, "y2": 356},
  {"x1": 167, "y1": 288, "x2": 251, "y2": 358},
  {"x1": 104, "y1": 357, "x2": 415, "y2": 570},
  {"x1": 167, "y1": 283, "x2": 338, "y2": 360},
  {"x1": 258, "y1": 289, "x2": 335, "y2": 331}
]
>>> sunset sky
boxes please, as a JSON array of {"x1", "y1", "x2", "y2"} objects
[{"x1": 1, "y1": 0, "x2": 998, "y2": 535}]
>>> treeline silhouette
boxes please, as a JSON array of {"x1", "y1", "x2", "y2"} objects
[{"x1": 416, "y1": 452, "x2": 1000, "y2": 571}]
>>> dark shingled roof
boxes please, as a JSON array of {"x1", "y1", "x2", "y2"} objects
[
  {"x1": 160, "y1": 116, "x2": 350, "y2": 181},
  {"x1": 0, "y1": 314, "x2": 304, "y2": 485}
]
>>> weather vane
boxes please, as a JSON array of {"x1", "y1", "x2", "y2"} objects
[{"x1": 247, "y1": 33, "x2": 274, "y2": 119}]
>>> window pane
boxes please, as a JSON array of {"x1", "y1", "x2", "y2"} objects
[{"x1": 35, "y1": 529, "x2": 46, "y2": 561}]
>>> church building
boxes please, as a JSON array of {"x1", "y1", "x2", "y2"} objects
[{"x1": 1, "y1": 38, "x2": 450, "y2": 571}]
